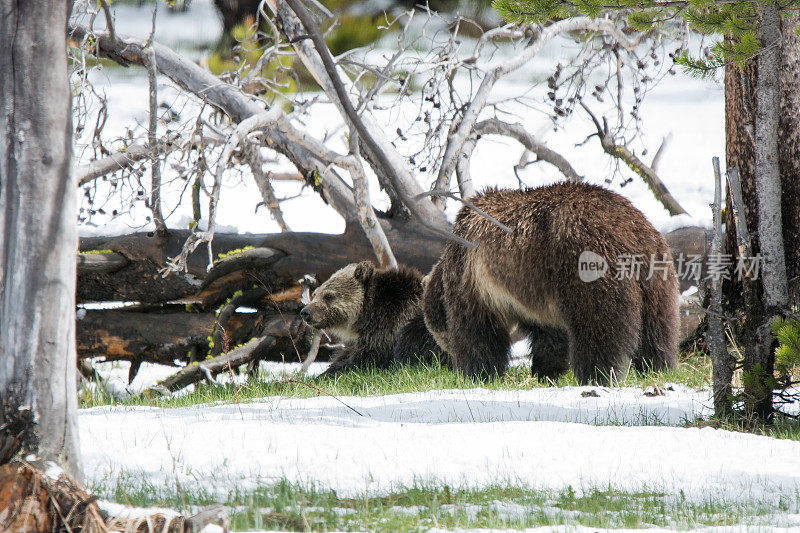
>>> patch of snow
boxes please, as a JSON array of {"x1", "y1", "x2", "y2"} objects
[
  {"x1": 80, "y1": 386, "x2": 800, "y2": 507},
  {"x1": 84, "y1": 360, "x2": 329, "y2": 398},
  {"x1": 97, "y1": 500, "x2": 183, "y2": 520}
]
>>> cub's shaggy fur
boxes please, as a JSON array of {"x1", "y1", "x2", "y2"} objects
[
  {"x1": 402, "y1": 183, "x2": 679, "y2": 384},
  {"x1": 300, "y1": 262, "x2": 436, "y2": 375}
]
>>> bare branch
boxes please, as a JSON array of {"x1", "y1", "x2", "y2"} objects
[
  {"x1": 76, "y1": 135, "x2": 178, "y2": 186},
  {"x1": 245, "y1": 144, "x2": 290, "y2": 231},
  {"x1": 434, "y1": 17, "x2": 645, "y2": 197},
  {"x1": 342, "y1": 133, "x2": 398, "y2": 269},
  {"x1": 725, "y1": 167, "x2": 752, "y2": 260},
  {"x1": 456, "y1": 134, "x2": 477, "y2": 198},
  {"x1": 274, "y1": 0, "x2": 474, "y2": 248},
  {"x1": 136, "y1": 336, "x2": 278, "y2": 399},
  {"x1": 465, "y1": 23, "x2": 525, "y2": 64},
  {"x1": 707, "y1": 156, "x2": 734, "y2": 416},
  {"x1": 173, "y1": 109, "x2": 284, "y2": 273},
  {"x1": 146, "y1": 47, "x2": 166, "y2": 234},
  {"x1": 98, "y1": 0, "x2": 116, "y2": 42},
  {"x1": 473, "y1": 118, "x2": 584, "y2": 183},
  {"x1": 68, "y1": 24, "x2": 359, "y2": 222},
  {"x1": 415, "y1": 191, "x2": 514, "y2": 234},
  {"x1": 650, "y1": 133, "x2": 672, "y2": 174},
  {"x1": 579, "y1": 101, "x2": 687, "y2": 216}
]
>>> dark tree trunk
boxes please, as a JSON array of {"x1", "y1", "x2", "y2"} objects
[
  {"x1": 722, "y1": 12, "x2": 800, "y2": 420},
  {"x1": 213, "y1": 0, "x2": 262, "y2": 53},
  {"x1": 0, "y1": 0, "x2": 80, "y2": 475},
  {"x1": 777, "y1": 10, "x2": 800, "y2": 305}
]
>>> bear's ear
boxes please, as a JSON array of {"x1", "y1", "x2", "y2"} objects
[{"x1": 353, "y1": 261, "x2": 375, "y2": 283}]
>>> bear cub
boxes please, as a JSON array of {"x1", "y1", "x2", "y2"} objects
[{"x1": 300, "y1": 262, "x2": 441, "y2": 376}]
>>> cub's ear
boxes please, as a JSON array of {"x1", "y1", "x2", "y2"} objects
[{"x1": 353, "y1": 261, "x2": 375, "y2": 283}]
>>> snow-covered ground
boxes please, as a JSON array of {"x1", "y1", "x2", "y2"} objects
[
  {"x1": 81, "y1": 383, "x2": 800, "y2": 508},
  {"x1": 82, "y1": 361, "x2": 800, "y2": 514}
]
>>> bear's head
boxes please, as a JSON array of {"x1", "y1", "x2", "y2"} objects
[{"x1": 299, "y1": 261, "x2": 374, "y2": 341}]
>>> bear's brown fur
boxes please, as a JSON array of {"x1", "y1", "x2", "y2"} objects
[
  {"x1": 300, "y1": 262, "x2": 436, "y2": 375},
  {"x1": 408, "y1": 183, "x2": 679, "y2": 384}
]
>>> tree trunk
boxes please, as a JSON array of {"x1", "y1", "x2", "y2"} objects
[
  {"x1": 723, "y1": 11, "x2": 800, "y2": 420},
  {"x1": 777, "y1": 10, "x2": 800, "y2": 306},
  {"x1": 0, "y1": 0, "x2": 80, "y2": 476},
  {"x1": 754, "y1": 1, "x2": 789, "y2": 310}
]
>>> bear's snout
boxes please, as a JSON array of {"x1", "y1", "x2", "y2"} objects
[{"x1": 300, "y1": 306, "x2": 313, "y2": 323}]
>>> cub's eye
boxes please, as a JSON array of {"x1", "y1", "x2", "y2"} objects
[{"x1": 323, "y1": 293, "x2": 334, "y2": 303}]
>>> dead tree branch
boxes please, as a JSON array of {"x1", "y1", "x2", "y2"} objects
[
  {"x1": 68, "y1": 23, "x2": 359, "y2": 223},
  {"x1": 146, "y1": 47, "x2": 166, "y2": 234},
  {"x1": 267, "y1": 0, "x2": 438, "y2": 221},
  {"x1": 76, "y1": 140, "x2": 171, "y2": 186},
  {"x1": 456, "y1": 134, "x2": 477, "y2": 199},
  {"x1": 343, "y1": 133, "x2": 398, "y2": 268},
  {"x1": 650, "y1": 133, "x2": 672, "y2": 174},
  {"x1": 245, "y1": 143, "x2": 290, "y2": 231},
  {"x1": 580, "y1": 101, "x2": 687, "y2": 216},
  {"x1": 415, "y1": 191, "x2": 513, "y2": 234},
  {"x1": 98, "y1": 0, "x2": 115, "y2": 42},
  {"x1": 136, "y1": 336, "x2": 277, "y2": 399},
  {"x1": 434, "y1": 17, "x2": 644, "y2": 198},
  {"x1": 269, "y1": 0, "x2": 473, "y2": 248},
  {"x1": 473, "y1": 118, "x2": 584, "y2": 183},
  {"x1": 708, "y1": 156, "x2": 733, "y2": 416}
]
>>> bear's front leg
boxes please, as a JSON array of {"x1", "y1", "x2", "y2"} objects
[
  {"x1": 446, "y1": 289, "x2": 511, "y2": 381},
  {"x1": 320, "y1": 341, "x2": 393, "y2": 378}
]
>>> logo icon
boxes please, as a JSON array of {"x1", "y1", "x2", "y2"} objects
[{"x1": 578, "y1": 250, "x2": 608, "y2": 283}]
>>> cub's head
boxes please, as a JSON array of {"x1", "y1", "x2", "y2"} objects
[{"x1": 299, "y1": 261, "x2": 375, "y2": 341}]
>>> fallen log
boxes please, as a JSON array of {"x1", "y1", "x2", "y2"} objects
[
  {"x1": 74, "y1": 225, "x2": 709, "y2": 370},
  {"x1": 76, "y1": 305, "x2": 332, "y2": 376},
  {"x1": 77, "y1": 219, "x2": 446, "y2": 303},
  {"x1": 76, "y1": 307, "x2": 235, "y2": 367},
  {"x1": 76, "y1": 251, "x2": 129, "y2": 274}
]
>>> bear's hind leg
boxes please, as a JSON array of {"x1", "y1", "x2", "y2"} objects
[
  {"x1": 393, "y1": 310, "x2": 444, "y2": 365},
  {"x1": 562, "y1": 286, "x2": 642, "y2": 385},
  {"x1": 521, "y1": 323, "x2": 570, "y2": 381},
  {"x1": 634, "y1": 275, "x2": 679, "y2": 373},
  {"x1": 447, "y1": 290, "x2": 511, "y2": 381}
]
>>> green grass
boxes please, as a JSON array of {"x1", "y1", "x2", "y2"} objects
[
  {"x1": 687, "y1": 412, "x2": 800, "y2": 442},
  {"x1": 79, "y1": 352, "x2": 713, "y2": 410},
  {"x1": 91, "y1": 477, "x2": 800, "y2": 531}
]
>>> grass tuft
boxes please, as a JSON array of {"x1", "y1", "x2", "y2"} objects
[{"x1": 89, "y1": 477, "x2": 800, "y2": 531}]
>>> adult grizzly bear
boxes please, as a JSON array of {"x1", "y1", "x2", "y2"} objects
[
  {"x1": 299, "y1": 262, "x2": 439, "y2": 376},
  {"x1": 403, "y1": 183, "x2": 679, "y2": 385}
]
